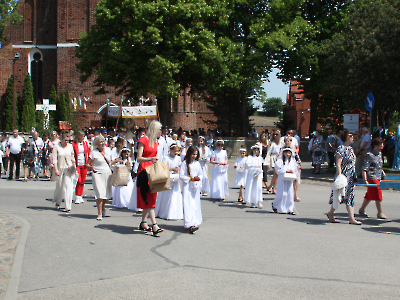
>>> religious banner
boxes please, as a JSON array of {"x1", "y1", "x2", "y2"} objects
[
  {"x1": 121, "y1": 105, "x2": 157, "y2": 118},
  {"x1": 108, "y1": 106, "x2": 121, "y2": 118}
]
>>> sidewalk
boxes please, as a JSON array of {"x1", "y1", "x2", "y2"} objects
[{"x1": 0, "y1": 214, "x2": 23, "y2": 299}]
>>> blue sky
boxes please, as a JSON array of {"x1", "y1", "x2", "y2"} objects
[{"x1": 262, "y1": 69, "x2": 290, "y2": 103}]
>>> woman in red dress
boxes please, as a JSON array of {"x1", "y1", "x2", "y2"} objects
[
  {"x1": 72, "y1": 131, "x2": 90, "y2": 204},
  {"x1": 136, "y1": 121, "x2": 163, "y2": 236}
]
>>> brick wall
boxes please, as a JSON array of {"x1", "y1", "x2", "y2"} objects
[{"x1": 0, "y1": 0, "x2": 219, "y2": 131}]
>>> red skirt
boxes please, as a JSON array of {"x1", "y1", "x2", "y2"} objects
[{"x1": 364, "y1": 180, "x2": 383, "y2": 201}]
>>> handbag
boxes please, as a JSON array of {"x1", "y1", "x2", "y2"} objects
[
  {"x1": 110, "y1": 164, "x2": 130, "y2": 186},
  {"x1": 283, "y1": 172, "x2": 297, "y2": 181},
  {"x1": 189, "y1": 180, "x2": 202, "y2": 190},
  {"x1": 149, "y1": 176, "x2": 171, "y2": 193},
  {"x1": 145, "y1": 161, "x2": 170, "y2": 184}
]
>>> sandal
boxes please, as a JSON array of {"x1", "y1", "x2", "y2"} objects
[
  {"x1": 326, "y1": 213, "x2": 338, "y2": 223},
  {"x1": 152, "y1": 223, "x2": 163, "y2": 236},
  {"x1": 96, "y1": 216, "x2": 102, "y2": 221},
  {"x1": 189, "y1": 226, "x2": 199, "y2": 234},
  {"x1": 138, "y1": 222, "x2": 151, "y2": 231}
]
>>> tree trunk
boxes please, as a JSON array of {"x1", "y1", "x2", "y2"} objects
[
  {"x1": 240, "y1": 92, "x2": 248, "y2": 137},
  {"x1": 158, "y1": 94, "x2": 170, "y2": 126}
]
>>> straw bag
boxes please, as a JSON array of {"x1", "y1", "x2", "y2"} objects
[
  {"x1": 111, "y1": 164, "x2": 130, "y2": 186},
  {"x1": 149, "y1": 176, "x2": 171, "y2": 193},
  {"x1": 145, "y1": 161, "x2": 170, "y2": 184}
]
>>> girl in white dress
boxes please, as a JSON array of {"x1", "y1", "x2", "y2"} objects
[
  {"x1": 210, "y1": 140, "x2": 229, "y2": 200},
  {"x1": 243, "y1": 145, "x2": 263, "y2": 208},
  {"x1": 180, "y1": 146, "x2": 203, "y2": 234},
  {"x1": 234, "y1": 146, "x2": 247, "y2": 202},
  {"x1": 265, "y1": 129, "x2": 284, "y2": 194},
  {"x1": 180, "y1": 138, "x2": 193, "y2": 161},
  {"x1": 272, "y1": 148, "x2": 298, "y2": 215},
  {"x1": 128, "y1": 160, "x2": 141, "y2": 212},
  {"x1": 197, "y1": 136, "x2": 211, "y2": 196},
  {"x1": 155, "y1": 144, "x2": 183, "y2": 220},
  {"x1": 112, "y1": 148, "x2": 133, "y2": 208}
]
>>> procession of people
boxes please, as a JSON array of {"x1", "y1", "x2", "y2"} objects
[{"x1": 1, "y1": 122, "x2": 399, "y2": 236}]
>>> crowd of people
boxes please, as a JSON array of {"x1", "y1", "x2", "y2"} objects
[{"x1": 0, "y1": 122, "x2": 399, "y2": 234}]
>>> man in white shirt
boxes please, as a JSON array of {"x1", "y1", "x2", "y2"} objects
[
  {"x1": 7, "y1": 129, "x2": 24, "y2": 180},
  {"x1": 293, "y1": 130, "x2": 301, "y2": 150},
  {"x1": 358, "y1": 127, "x2": 371, "y2": 162}
]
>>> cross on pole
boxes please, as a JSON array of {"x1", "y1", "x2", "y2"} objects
[{"x1": 36, "y1": 99, "x2": 57, "y2": 129}]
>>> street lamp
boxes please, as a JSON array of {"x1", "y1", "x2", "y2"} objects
[{"x1": 12, "y1": 52, "x2": 20, "y2": 130}]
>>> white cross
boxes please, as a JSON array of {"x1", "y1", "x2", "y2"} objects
[{"x1": 36, "y1": 99, "x2": 57, "y2": 129}]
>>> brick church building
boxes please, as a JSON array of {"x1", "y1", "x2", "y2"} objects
[{"x1": 0, "y1": 0, "x2": 216, "y2": 131}]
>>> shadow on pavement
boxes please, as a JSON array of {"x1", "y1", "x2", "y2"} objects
[
  {"x1": 157, "y1": 223, "x2": 189, "y2": 234},
  {"x1": 362, "y1": 226, "x2": 400, "y2": 235},
  {"x1": 94, "y1": 224, "x2": 145, "y2": 235},
  {"x1": 58, "y1": 213, "x2": 99, "y2": 219},
  {"x1": 287, "y1": 217, "x2": 329, "y2": 225},
  {"x1": 27, "y1": 205, "x2": 59, "y2": 211}
]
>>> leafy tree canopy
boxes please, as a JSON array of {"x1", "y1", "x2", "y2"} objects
[
  {"x1": 324, "y1": 0, "x2": 400, "y2": 113},
  {"x1": 263, "y1": 97, "x2": 283, "y2": 117},
  {"x1": 0, "y1": 0, "x2": 22, "y2": 43}
]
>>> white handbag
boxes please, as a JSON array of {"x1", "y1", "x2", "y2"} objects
[
  {"x1": 189, "y1": 180, "x2": 202, "y2": 190},
  {"x1": 283, "y1": 172, "x2": 297, "y2": 181}
]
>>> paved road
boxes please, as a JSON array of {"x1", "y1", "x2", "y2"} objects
[{"x1": 1, "y1": 161, "x2": 400, "y2": 299}]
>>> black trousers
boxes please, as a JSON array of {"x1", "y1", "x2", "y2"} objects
[
  {"x1": 1, "y1": 156, "x2": 9, "y2": 174},
  {"x1": 328, "y1": 152, "x2": 335, "y2": 168},
  {"x1": 9, "y1": 152, "x2": 21, "y2": 179}
]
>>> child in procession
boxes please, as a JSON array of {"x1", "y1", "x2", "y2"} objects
[
  {"x1": 180, "y1": 146, "x2": 203, "y2": 234},
  {"x1": 272, "y1": 148, "x2": 298, "y2": 215},
  {"x1": 112, "y1": 148, "x2": 133, "y2": 209},
  {"x1": 210, "y1": 140, "x2": 229, "y2": 201},
  {"x1": 234, "y1": 146, "x2": 248, "y2": 202},
  {"x1": 197, "y1": 136, "x2": 211, "y2": 197},
  {"x1": 243, "y1": 144, "x2": 263, "y2": 208},
  {"x1": 155, "y1": 144, "x2": 183, "y2": 220}
]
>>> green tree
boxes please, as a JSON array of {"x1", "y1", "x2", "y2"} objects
[
  {"x1": 49, "y1": 85, "x2": 59, "y2": 128},
  {"x1": 0, "y1": 0, "x2": 22, "y2": 43},
  {"x1": 324, "y1": 0, "x2": 400, "y2": 127},
  {"x1": 263, "y1": 97, "x2": 283, "y2": 117},
  {"x1": 58, "y1": 92, "x2": 68, "y2": 122},
  {"x1": 274, "y1": 0, "x2": 351, "y2": 133},
  {"x1": 76, "y1": 0, "x2": 309, "y2": 133},
  {"x1": 2, "y1": 76, "x2": 15, "y2": 131},
  {"x1": 20, "y1": 73, "x2": 35, "y2": 132},
  {"x1": 64, "y1": 89, "x2": 71, "y2": 121}
]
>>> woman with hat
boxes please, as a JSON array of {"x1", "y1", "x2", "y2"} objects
[
  {"x1": 210, "y1": 139, "x2": 229, "y2": 200},
  {"x1": 272, "y1": 147, "x2": 298, "y2": 215}
]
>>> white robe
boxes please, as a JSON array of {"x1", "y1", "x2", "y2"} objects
[
  {"x1": 272, "y1": 158, "x2": 298, "y2": 213},
  {"x1": 243, "y1": 155, "x2": 263, "y2": 205},
  {"x1": 128, "y1": 163, "x2": 141, "y2": 212},
  {"x1": 197, "y1": 145, "x2": 211, "y2": 194},
  {"x1": 234, "y1": 156, "x2": 247, "y2": 187},
  {"x1": 112, "y1": 158, "x2": 133, "y2": 208},
  {"x1": 180, "y1": 160, "x2": 203, "y2": 228},
  {"x1": 210, "y1": 149, "x2": 229, "y2": 199},
  {"x1": 155, "y1": 155, "x2": 183, "y2": 220}
]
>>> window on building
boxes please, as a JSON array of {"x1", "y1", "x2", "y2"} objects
[{"x1": 31, "y1": 52, "x2": 43, "y2": 104}]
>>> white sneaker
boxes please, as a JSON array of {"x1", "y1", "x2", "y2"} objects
[
  {"x1": 258, "y1": 202, "x2": 263, "y2": 208},
  {"x1": 75, "y1": 195, "x2": 82, "y2": 204}
]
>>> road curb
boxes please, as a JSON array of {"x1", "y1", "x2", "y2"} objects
[{"x1": 4, "y1": 215, "x2": 31, "y2": 300}]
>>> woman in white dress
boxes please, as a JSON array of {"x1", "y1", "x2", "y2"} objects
[
  {"x1": 265, "y1": 129, "x2": 284, "y2": 194},
  {"x1": 180, "y1": 146, "x2": 203, "y2": 234},
  {"x1": 234, "y1": 146, "x2": 248, "y2": 202},
  {"x1": 210, "y1": 140, "x2": 229, "y2": 200},
  {"x1": 112, "y1": 148, "x2": 133, "y2": 209},
  {"x1": 243, "y1": 145, "x2": 263, "y2": 208},
  {"x1": 272, "y1": 148, "x2": 298, "y2": 215},
  {"x1": 197, "y1": 136, "x2": 211, "y2": 196},
  {"x1": 128, "y1": 161, "x2": 140, "y2": 212},
  {"x1": 180, "y1": 138, "x2": 192, "y2": 161},
  {"x1": 155, "y1": 144, "x2": 183, "y2": 219},
  {"x1": 86, "y1": 136, "x2": 118, "y2": 220},
  {"x1": 53, "y1": 132, "x2": 76, "y2": 212}
]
